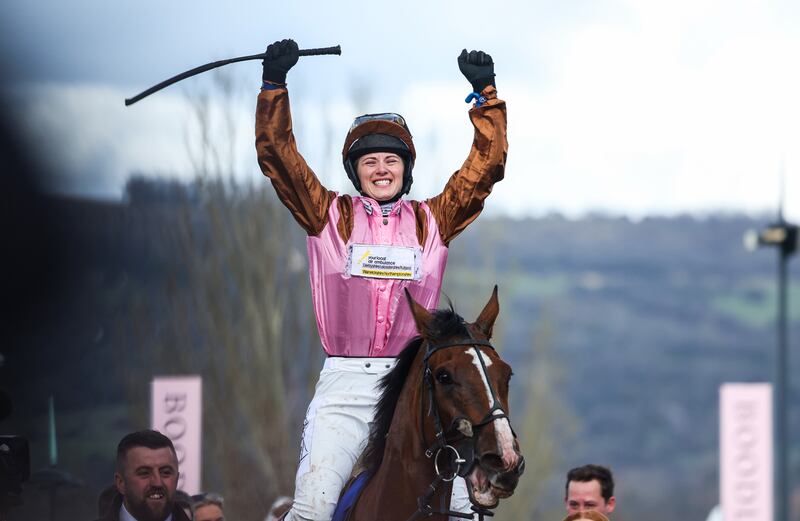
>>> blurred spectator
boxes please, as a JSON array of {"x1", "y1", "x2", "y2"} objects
[
  {"x1": 96, "y1": 429, "x2": 190, "y2": 521},
  {"x1": 264, "y1": 496, "x2": 292, "y2": 521},
  {"x1": 704, "y1": 504, "x2": 722, "y2": 521},
  {"x1": 191, "y1": 492, "x2": 225, "y2": 521},
  {"x1": 175, "y1": 490, "x2": 193, "y2": 519},
  {"x1": 564, "y1": 464, "x2": 616, "y2": 516}
]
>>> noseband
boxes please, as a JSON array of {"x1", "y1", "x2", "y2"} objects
[{"x1": 407, "y1": 330, "x2": 511, "y2": 521}]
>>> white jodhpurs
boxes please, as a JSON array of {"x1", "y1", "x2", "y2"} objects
[{"x1": 285, "y1": 356, "x2": 474, "y2": 521}]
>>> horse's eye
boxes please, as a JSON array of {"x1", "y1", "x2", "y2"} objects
[{"x1": 435, "y1": 370, "x2": 453, "y2": 385}]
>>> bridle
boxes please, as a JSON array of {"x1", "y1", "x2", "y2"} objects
[{"x1": 406, "y1": 329, "x2": 512, "y2": 521}]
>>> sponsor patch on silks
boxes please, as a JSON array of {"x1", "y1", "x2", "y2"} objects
[{"x1": 347, "y1": 244, "x2": 421, "y2": 280}]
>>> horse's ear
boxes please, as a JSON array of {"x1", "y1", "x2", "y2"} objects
[
  {"x1": 405, "y1": 288, "x2": 434, "y2": 338},
  {"x1": 474, "y1": 285, "x2": 499, "y2": 340}
]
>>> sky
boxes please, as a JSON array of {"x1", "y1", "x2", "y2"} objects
[{"x1": 2, "y1": 0, "x2": 800, "y2": 220}]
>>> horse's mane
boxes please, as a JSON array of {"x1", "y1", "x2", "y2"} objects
[{"x1": 354, "y1": 304, "x2": 470, "y2": 476}]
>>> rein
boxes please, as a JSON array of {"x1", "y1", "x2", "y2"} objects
[{"x1": 405, "y1": 331, "x2": 508, "y2": 521}]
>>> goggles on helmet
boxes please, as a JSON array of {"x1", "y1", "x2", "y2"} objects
[{"x1": 349, "y1": 113, "x2": 410, "y2": 134}]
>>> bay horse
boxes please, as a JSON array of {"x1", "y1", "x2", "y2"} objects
[{"x1": 334, "y1": 286, "x2": 525, "y2": 520}]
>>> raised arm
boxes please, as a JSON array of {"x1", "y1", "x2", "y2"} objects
[
  {"x1": 426, "y1": 49, "x2": 507, "y2": 246},
  {"x1": 255, "y1": 39, "x2": 336, "y2": 236}
]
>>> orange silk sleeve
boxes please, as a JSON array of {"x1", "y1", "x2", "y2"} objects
[{"x1": 255, "y1": 87, "x2": 337, "y2": 236}]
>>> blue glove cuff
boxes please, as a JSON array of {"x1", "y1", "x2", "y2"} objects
[
  {"x1": 261, "y1": 81, "x2": 284, "y2": 91},
  {"x1": 465, "y1": 92, "x2": 487, "y2": 107}
]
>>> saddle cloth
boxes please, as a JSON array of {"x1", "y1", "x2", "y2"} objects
[{"x1": 331, "y1": 471, "x2": 372, "y2": 521}]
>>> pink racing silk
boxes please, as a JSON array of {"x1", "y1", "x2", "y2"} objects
[
  {"x1": 308, "y1": 196, "x2": 448, "y2": 357},
  {"x1": 255, "y1": 86, "x2": 507, "y2": 358}
]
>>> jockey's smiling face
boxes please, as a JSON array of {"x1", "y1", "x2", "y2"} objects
[{"x1": 356, "y1": 152, "x2": 404, "y2": 202}]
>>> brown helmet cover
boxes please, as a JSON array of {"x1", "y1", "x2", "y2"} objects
[{"x1": 341, "y1": 120, "x2": 416, "y2": 162}]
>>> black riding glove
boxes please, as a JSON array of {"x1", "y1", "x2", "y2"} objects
[
  {"x1": 458, "y1": 49, "x2": 495, "y2": 93},
  {"x1": 262, "y1": 39, "x2": 299, "y2": 85}
]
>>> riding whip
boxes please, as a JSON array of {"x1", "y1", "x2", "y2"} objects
[{"x1": 124, "y1": 45, "x2": 342, "y2": 106}]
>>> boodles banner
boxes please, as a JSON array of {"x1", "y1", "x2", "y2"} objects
[
  {"x1": 151, "y1": 375, "x2": 203, "y2": 494},
  {"x1": 720, "y1": 383, "x2": 772, "y2": 521}
]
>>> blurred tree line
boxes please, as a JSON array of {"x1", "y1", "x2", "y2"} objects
[
  {"x1": 116, "y1": 71, "x2": 326, "y2": 515},
  {"x1": 119, "y1": 175, "x2": 321, "y2": 514}
]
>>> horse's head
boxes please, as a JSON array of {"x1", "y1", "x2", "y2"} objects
[{"x1": 405, "y1": 286, "x2": 525, "y2": 510}]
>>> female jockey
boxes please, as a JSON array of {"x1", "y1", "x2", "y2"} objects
[{"x1": 255, "y1": 38, "x2": 507, "y2": 521}]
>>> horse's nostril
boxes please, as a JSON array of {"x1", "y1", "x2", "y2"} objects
[
  {"x1": 480, "y1": 453, "x2": 505, "y2": 471},
  {"x1": 515, "y1": 455, "x2": 526, "y2": 476}
]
